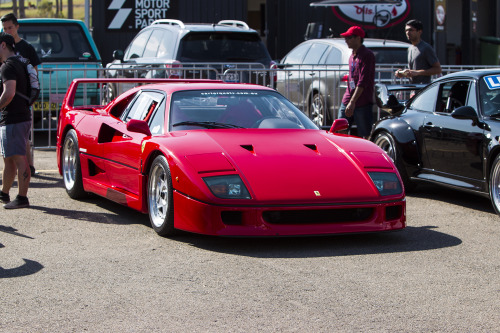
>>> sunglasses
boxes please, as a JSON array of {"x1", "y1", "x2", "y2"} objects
[{"x1": 344, "y1": 35, "x2": 357, "y2": 40}]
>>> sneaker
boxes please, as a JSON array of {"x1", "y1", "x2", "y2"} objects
[
  {"x1": 4, "y1": 195, "x2": 29, "y2": 209},
  {"x1": 30, "y1": 165, "x2": 36, "y2": 177},
  {"x1": 0, "y1": 191, "x2": 10, "y2": 204}
]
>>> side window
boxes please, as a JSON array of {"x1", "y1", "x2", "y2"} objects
[
  {"x1": 437, "y1": 80, "x2": 470, "y2": 113},
  {"x1": 157, "y1": 30, "x2": 173, "y2": 58},
  {"x1": 302, "y1": 43, "x2": 329, "y2": 64},
  {"x1": 283, "y1": 43, "x2": 310, "y2": 64},
  {"x1": 121, "y1": 91, "x2": 164, "y2": 123},
  {"x1": 142, "y1": 29, "x2": 163, "y2": 58},
  {"x1": 467, "y1": 81, "x2": 478, "y2": 111},
  {"x1": 324, "y1": 47, "x2": 343, "y2": 65},
  {"x1": 148, "y1": 99, "x2": 166, "y2": 135},
  {"x1": 408, "y1": 84, "x2": 439, "y2": 112},
  {"x1": 124, "y1": 30, "x2": 152, "y2": 61}
]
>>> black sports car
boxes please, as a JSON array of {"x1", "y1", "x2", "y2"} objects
[{"x1": 370, "y1": 69, "x2": 500, "y2": 214}]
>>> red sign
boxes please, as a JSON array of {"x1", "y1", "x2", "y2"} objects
[{"x1": 332, "y1": 0, "x2": 411, "y2": 29}]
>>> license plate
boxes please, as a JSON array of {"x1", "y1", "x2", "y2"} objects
[
  {"x1": 222, "y1": 73, "x2": 240, "y2": 82},
  {"x1": 32, "y1": 101, "x2": 60, "y2": 111}
]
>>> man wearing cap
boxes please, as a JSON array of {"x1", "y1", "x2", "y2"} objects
[
  {"x1": 0, "y1": 32, "x2": 31, "y2": 209},
  {"x1": 339, "y1": 26, "x2": 375, "y2": 139}
]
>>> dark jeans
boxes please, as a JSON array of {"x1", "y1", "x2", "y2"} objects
[{"x1": 338, "y1": 103, "x2": 373, "y2": 138}]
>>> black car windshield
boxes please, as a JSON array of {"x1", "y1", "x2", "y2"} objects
[
  {"x1": 18, "y1": 23, "x2": 98, "y2": 62},
  {"x1": 170, "y1": 89, "x2": 318, "y2": 131},
  {"x1": 479, "y1": 75, "x2": 500, "y2": 116},
  {"x1": 178, "y1": 32, "x2": 270, "y2": 64}
]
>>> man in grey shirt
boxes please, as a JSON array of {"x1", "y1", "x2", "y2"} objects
[{"x1": 395, "y1": 19, "x2": 442, "y2": 84}]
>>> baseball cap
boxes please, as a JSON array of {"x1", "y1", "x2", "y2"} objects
[
  {"x1": 340, "y1": 26, "x2": 365, "y2": 38},
  {"x1": 0, "y1": 32, "x2": 15, "y2": 49}
]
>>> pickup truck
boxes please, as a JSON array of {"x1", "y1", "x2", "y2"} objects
[{"x1": 14, "y1": 18, "x2": 103, "y2": 124}]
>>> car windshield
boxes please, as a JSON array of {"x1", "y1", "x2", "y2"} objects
[
  {"x1": 170, "y1": 89, "x2": 319, "y2": 131},
  {"x1": 178, "y1": 32, "x2": 270, "y2": 64},
  {"x1": 18, "y1": 23, "x2": 98, "y2": 62},
  {"x1": 370, "y1": 47, "x2": 408, "y2": 65},
  {"x1": 479, "y1": 75, "x2": 500, "y2": 116}
]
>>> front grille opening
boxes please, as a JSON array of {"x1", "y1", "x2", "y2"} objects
[
  {"x1": 385, "y1": 205, "x2": 403, "y2": 220},
  {"x1": 221, "y1": 211, "x2": 243, "y2": 225},
  {"x1": 263, "y1": 208, "x2": 374, "y2": 225}
]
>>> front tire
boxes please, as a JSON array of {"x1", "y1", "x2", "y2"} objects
[
  {"x1": 373, "y1": 132, "x2": 416, "y2": 192},
  {"x1": 489, "y1": 155, "x2": 500, "y2": 215},
  {"x1": 62, "y1": 129, "x2": 87, "y2": 199},
  {"x1": 148, "y1": 155, "x2": 175, "y2": 236}
]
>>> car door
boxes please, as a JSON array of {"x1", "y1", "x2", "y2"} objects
[
  {"x1": 277, "y1": 42, "x2": 311, "y2": 107},
  {"x1": 420, "y1": 80, "x2": 484, "y2": 184},
  {"x1": 100, "y1": 90, "x2": 165, "y2": 196},
  {"x1": 299, "y1": 42, "x2": 330, "y2": 111}
]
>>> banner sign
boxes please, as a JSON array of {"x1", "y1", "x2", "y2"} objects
[
  {"x1": 106, "y1": 0, "x2": 179, "y2": 31},
  {"x1": 331, "y1": 0, "x2": 411, "y2": 29},
  {"x1": 434, "y1": 0, "x2": 446, "y2": 31}
]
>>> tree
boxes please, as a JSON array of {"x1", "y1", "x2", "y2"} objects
[
  {"x1": 68, "y1": 0, "x2": 73, "y2": 19},
  {"x1": 19, "y1": 0, "x2": 25, "y2": 18}
]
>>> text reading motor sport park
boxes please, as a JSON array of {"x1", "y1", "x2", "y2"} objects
[{"x1": 108, "y1": 0, "x2": 172, "y2": 30}]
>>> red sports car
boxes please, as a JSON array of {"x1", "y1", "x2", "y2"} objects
[{"x1": 57, "y1": 79, "x2": 406, "y2": 236}]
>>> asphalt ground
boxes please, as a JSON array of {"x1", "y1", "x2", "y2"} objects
[{"x1": 1, "y1": 149, "x2": 500, "y2": 332}]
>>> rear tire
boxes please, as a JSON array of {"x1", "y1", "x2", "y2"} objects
[
  {"x1": 62, "y1": 129, "x2": 87, "y2": 199},
  {"x1": 309, "y1": 93, "x2": 331, "y2": 127},
  {"x1": 373, "y1": 132, "x2": 416, "y2": 192}
]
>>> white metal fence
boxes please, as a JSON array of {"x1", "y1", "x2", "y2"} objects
[{"x1": 32, "y1": 63, "x2": 498, "y2": 148}]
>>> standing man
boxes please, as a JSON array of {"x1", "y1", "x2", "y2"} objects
[
  {"x1": 1, "y1": 13, "x2": 41, "y2": 176},
  {"x1": 395, "y1": 19, "x2": 442, "y2": 84},
  {"x1": 339, "y1": 26, "x2": 375, "y2": 139},
  {"x1": 0, "y1": 32, "x2": 31, "y2": 209}
]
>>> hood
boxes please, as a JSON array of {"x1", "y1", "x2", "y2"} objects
[{"x1": 176, "y1": 129, "x2": 398, "y2": 204}]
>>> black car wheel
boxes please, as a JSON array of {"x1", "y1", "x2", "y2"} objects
[
  {"x1": 489, "y1": 155, "x2": 500, "y2": 215},
  {"x1": 374, "y1": 132, "x2": 416, "y2": 192},
  {"x1": 148, "y1": 155, "x2": 175, "y2": 236}
]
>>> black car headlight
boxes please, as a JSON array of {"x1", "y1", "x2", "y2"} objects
[
  {"x1": 203, "y1": 175, "x2": 251, "y2": 199},
  {"x1": 368, "y1": 172, "x2": 403, "y2": 196}
]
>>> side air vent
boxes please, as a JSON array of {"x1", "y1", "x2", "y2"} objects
[
  {"x1": 304, "y1": 144, "x2": 318, "y2": 153},
  {"x1": 241, "y1": 145, "x2": 255, "y2": 154}
]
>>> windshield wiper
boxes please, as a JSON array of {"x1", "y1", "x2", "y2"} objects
[
  {"x1": 487, "y1": 112, "x2": 500, "y2": 118},
  {"x1": 172, "y1": 121, "x2": 244, "y2": 129}
]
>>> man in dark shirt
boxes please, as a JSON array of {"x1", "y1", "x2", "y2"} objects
[
  {"x1": 0, "y1": 32, "x2": 31, "y2": 209},
  {"x1": 395, "y1": 19, "x2": 442, "y2": 84},
  {"x1": 339, "y1": 26, "x2": 375, "y2": 139},
  {"x1": 1, "y1": 13, "x2": 41, "y2": 176}
]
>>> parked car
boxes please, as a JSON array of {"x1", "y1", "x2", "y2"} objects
[
  {"x1": 370, "y1": 69, "x2": 500, "y2": 214},
  {"x1": 13, "y1": 18, "x2": 103, "y2": 123},
  {"x1": 104, "y1": 19, "x2": 275, "y2": 101},
  {"x1": 276, "y1": 38, "x2": 410, "y2": 126},
  {"x1": 57, "y1": 78, "x2": 406, "y2": 237}
]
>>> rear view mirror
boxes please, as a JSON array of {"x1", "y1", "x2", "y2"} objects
[
  {"x1": 329, "y1": 118, "x2": 349, "y2": 133},
  {"x1": 113, "y1": 50, "x2": 124, "y2": 62},
  {"x1": 127, "y1": 119, "x2": 151, "y2": 136}
]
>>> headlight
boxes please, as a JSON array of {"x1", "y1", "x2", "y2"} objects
[
  {"x1": 368, "y1": 172, "x2": 403, "y2": 196},
  {"x1": 203, "y1": 175, "x2": 251, "y2": 199}
]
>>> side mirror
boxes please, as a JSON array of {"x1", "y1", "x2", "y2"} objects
[
  {"x1": 127, "y1": 119, "x2": 151, "y2": 136},
  {"x1": 451, "y1": 106, "x2": 478, "y2": 120},
  {"x1": 329, "y1": 118, "x2": 349, "y2": 133},
  {"x1": 113, "y1": 49, "x2": 124, "y2": 62}
]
